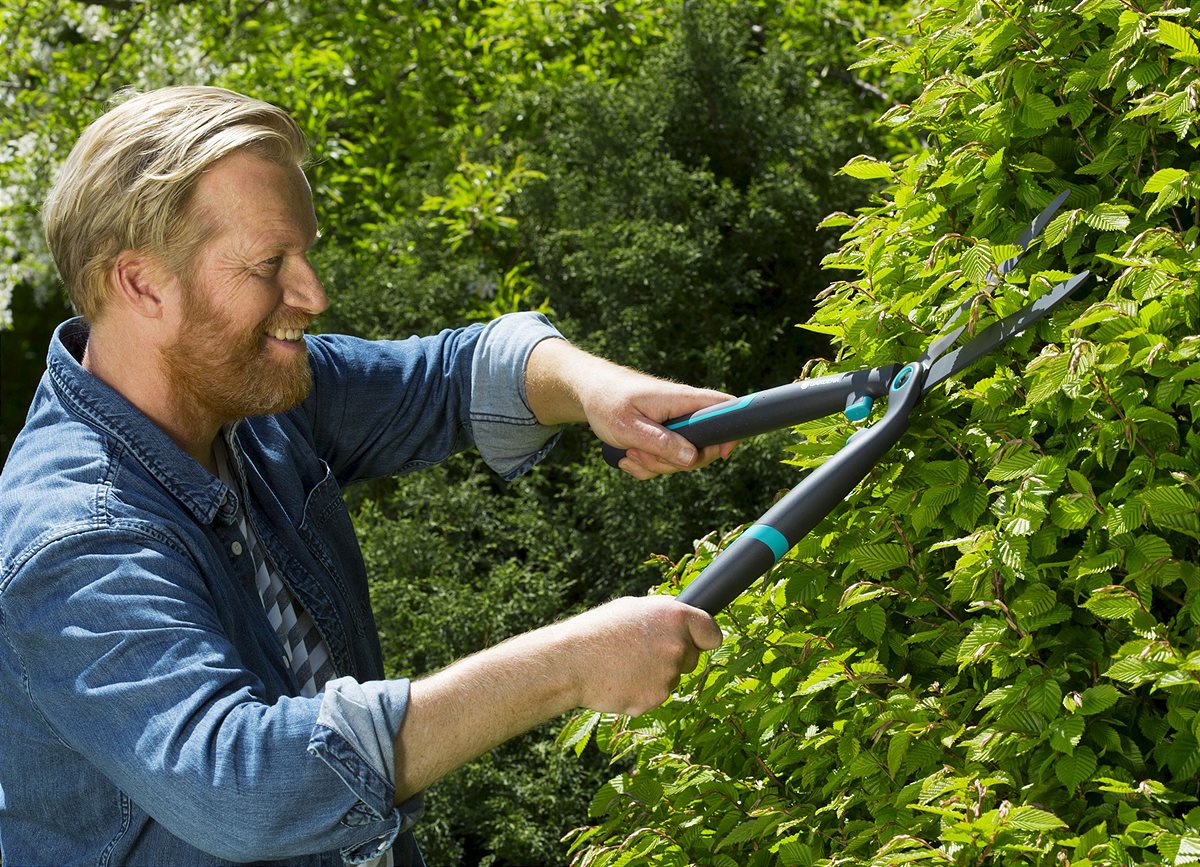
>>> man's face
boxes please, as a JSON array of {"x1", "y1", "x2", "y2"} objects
[{"x1": 160, "y1": 150, "x2": 328, "y2": 424}]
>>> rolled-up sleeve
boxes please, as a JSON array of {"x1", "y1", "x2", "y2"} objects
[
  {"x1": 469, "y1": 311, "x2": 566, "y2": 480},
  {"x1": 304, "y1": 312, "x2": 565, "y2": 485},
  {"x1": 310, "y1": 676, "x2": 423, "y2": 863},
  {"x1": 2, "y1": 528, "x2": 414, "y2": 862}
]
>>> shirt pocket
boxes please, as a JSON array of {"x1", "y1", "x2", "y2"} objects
[{"x1": 298, "y1": 461, "x2": 371, "y2": 639}]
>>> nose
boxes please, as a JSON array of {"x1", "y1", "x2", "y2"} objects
[{"x1": 287, "y1": 257, "x2": 329, "y2": 316}]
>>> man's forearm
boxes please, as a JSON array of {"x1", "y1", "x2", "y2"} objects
[
  {"x1": 391, "y1": 595, "x2": 722, "y2": 803},
  {"x1": 392, "y1": 619, "x2": 579, "y2": 802},
  {"x1": 524, "y1": 337, "x2": 608, "y2": 427}
]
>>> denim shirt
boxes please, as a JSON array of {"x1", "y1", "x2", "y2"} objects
[{"x1": 0, "y1": 312, "x2": 563, "y2": 866}]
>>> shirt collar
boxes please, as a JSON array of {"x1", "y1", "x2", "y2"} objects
[{"x1": 47, "y1": 317, "x2": 232, "y2": 525}]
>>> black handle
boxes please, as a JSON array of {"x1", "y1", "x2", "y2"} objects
[
  {"x1": 601, "y1": 366, "x2": 899, "y2": 467},
  {"x1": 676, "y1": 361, "x2": 925, "y2": 614}
]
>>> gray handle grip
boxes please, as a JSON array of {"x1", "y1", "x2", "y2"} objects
[{"x1": 601, "y1": 366, "x2": 899, "y2": 467}]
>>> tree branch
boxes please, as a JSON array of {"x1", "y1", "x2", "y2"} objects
[{"x1": 818, "y1": 64, "x2": 894, "y2": 105}]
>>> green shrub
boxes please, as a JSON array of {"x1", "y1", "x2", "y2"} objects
[
  {"x1": 569, "y1": 1, "x2": 1200, "y2": 864},
  {"x1": 517, "y1": 0, "x2": 885, "y2": 392}
]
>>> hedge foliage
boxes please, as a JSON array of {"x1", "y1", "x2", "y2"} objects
[{"x1": 567, "y1": 1, "x2": 1200, "y2": 864}]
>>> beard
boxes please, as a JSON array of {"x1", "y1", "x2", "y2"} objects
[{"x1": 160, "y1": 283, "x2": 313, "y2": 427}]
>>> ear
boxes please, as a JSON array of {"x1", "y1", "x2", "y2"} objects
[{"x1": 110, "y1": 251, "x2": 173, "y2": 319}]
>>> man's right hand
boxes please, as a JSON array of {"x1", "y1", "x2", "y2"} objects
[
  {"x1": 394, "y1": 595, "x2": 722, "y2": 801},
  {"x1": 553, "y1": 595, "x2": 723, "y2": 717}
]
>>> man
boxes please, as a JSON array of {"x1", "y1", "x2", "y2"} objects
[{"x1": 0, "y1": 86, "x2": 733, "y2": 865}]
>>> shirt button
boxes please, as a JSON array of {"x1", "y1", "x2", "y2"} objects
[{"x1": 231, "y1": 541, "x2": 243, "y2": 556}]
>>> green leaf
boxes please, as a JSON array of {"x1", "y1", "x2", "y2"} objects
[
  {"x1": 557, "y1": 710, "x2": 602, "y2": 757},
  {"x1": 800, "y1": 660, "x2": 846, "y2": 696},
  {"x1": 962, "y1": 241, "x2": 994, "y2": 284},
  {"x1": 1156, "y1": 20, "x2": 1199, "y2": 55},
  {"x1": 1166, "y1": 732, "x2": 1200, "y2": 781},
  {"x1": 957, "y1": 618, "x2": 1009, "y2": 666},
  {"x1": 1056, "y1": 746, "x2": 1098, "y2": 790},
  {"x1": 1105, "y1": 655, "x2": 1173, "y2": 685},
  {"x1": 1018, "y1": 93, "x2": 1063, "y2": 130},
  {"x1": 1012, "y1": 153, "x2": 1056, "y2": 173},
  {"x1": 1176, "y1": 836, "x2": 1200, "y2": 863},
  {"x1": 840, "y1": 156, "x2": 895, "y2": 180},
  {"x1": 849, "y1": 544, "x2": 910, "y2": 575},
  {"x1": 840, "y1": 581, "x2": 899, "y2": 608},
  {"x1": 1082, "y1": 203, "x2": 1132, "y2": 232},
  {"x1": 1050, "y1": 714, "x2": 1085, "y2": 754},
  {"x1": 1084, "y1": 586, "x2": 1142, "y2": 620},
  {"x1": 1051, "y1": 494, "x2": 1098, "y2": 530},
  {"x1": 987, "y1": 445, "x2": 1040, "y2": 481},
  {"x1": 1012, "y1": 584, "x2": 1057, "y2": 621},
  {"x1": 1079, "y1": 684, "x2": 1121, "y2": 715},
  {"x1": 1027, "y1": 678, "x2": 1063, "y2": 716},
  {"x1": 1007, "y1": 805, "x2": 1069, "y2": 830},
  {"x1": 776, "y1": 838, "x2": 817, "y2": 867},
  {"x1": 1138, "y1": 486, "x2": 1198, "y2": 518},
  {"x1": 1143, "y1": 167, "x2": 1189, "y2": 194},
  {"x1": 887, "y1": 732, "x2": 912, "y2": 779},
  {"x1": 856, "y1": 604, "x2": 887, "y2": 643}
]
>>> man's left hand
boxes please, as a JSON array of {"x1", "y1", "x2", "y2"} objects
[{"x1": 525, "y1": 338, "x2": 738, "y2": 479}]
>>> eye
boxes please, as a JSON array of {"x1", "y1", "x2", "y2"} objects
[{"x1": 257, "y1": 256, "x2": 284, "y2": 276}]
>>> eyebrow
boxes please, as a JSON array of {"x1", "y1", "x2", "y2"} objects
[{"x1": 255, "y1": 228, "x2": 322, "y2": 258}]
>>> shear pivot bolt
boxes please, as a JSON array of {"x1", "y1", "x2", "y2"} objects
[{"x1": 891, "y1": 365, "x2": 915, "y2": 391}]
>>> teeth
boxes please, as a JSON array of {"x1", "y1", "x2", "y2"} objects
[{"x1": 271, "y1": 328, "x2": 304, "y2": 341}]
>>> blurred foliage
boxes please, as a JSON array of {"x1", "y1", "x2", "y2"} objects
[
  {"x1": 3, "y1": 0, "x2": 905, "y2": 863},
  {"x1": 569, "y1": 1, "x2": 1200, "y2": 864}
]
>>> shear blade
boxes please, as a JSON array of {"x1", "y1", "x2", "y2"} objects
[
  {"x1": 923, "y1": 271, "x2": 1090, "y2": 395},
  {"x1": 921, "y1": 189, "x2": 1073, "y2": 366}
]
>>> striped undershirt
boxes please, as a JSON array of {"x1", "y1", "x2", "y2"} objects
[{"x1": 214, "y1": 439, "x2": 393, "y2": 866}]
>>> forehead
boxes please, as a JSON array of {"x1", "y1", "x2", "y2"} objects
[{"x1": 192, "y1": 150, "x2": 317, "y2": 248}]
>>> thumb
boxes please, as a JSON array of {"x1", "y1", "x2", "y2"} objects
[{"x1": 683, "y1": 606, "x2": 723, "y2": 651}]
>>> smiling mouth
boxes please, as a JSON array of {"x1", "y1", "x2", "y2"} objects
[{"x1": 268, "y1": 327, "x2": 306, "y2": 342}]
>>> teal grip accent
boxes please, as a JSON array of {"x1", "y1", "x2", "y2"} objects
[
  {"x1": 844, "y1": 395, "x2": 874, "y2": 422},
  {"x1": 744, "y1": 524, "x2": 790, "y2": 562},
  {"x1": 667, "y1": 395, "x2": 754, "y2": 430}
]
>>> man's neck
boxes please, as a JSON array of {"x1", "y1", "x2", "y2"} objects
[{"x1": 83, "y1": 320, "x2": 222, "y2": 474}]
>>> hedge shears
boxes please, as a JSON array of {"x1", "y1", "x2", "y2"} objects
[{"x1": 603, "y1": 191, "x2": 1091, "y2": 614}]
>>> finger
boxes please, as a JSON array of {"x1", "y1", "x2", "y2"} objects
[
  {"x1": 617, "y1": 455, "x2": 660, "y2": 481},
  {"x1": 679, "y1": 645, "x2": 701, "y2": 675},
  {"x1": 677, "y1": 388, "x2": 737, "y2": 414},
  {"x1": 684, "y1": 608, "x2": 723, "y2": 651},
  {"x1": 692, "y1": 441, "x2": 739, "y2": 469},
  {"x1": 622, "y1": 448, "x2": 692, "y2": 478},
  {"x1": 621, "y1": 418, "x2": 698, "y2": 469}
]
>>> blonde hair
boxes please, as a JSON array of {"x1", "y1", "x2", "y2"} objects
[{"x1": 42, "y1": 86, "x2": 309, "y2": 321}]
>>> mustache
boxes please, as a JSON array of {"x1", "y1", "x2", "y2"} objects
[{"x1": 262, "y1": 312, "x2": 314, "y2": 333}]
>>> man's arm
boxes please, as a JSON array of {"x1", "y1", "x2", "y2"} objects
[
  {"x1": 393, "y1": 595, "x2": 721, "y2": 801},
  {"x1": 524, "y1": 337, "x2": 738, "y2": 480},
  {"x1": 392, "y1": 336, "x2": 733, "y2": 800}
]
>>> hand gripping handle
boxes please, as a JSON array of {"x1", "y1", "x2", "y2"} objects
[
  {"x1": 676, "y1": 362, "x2": 926, "y2": 614},
  {"x1": 601, "y1": 366, "x2": 900, "y2": 468}
]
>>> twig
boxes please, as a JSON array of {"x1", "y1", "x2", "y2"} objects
[{"x1": 86, "y1": 6, "x2": 147, "y2": 99}]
